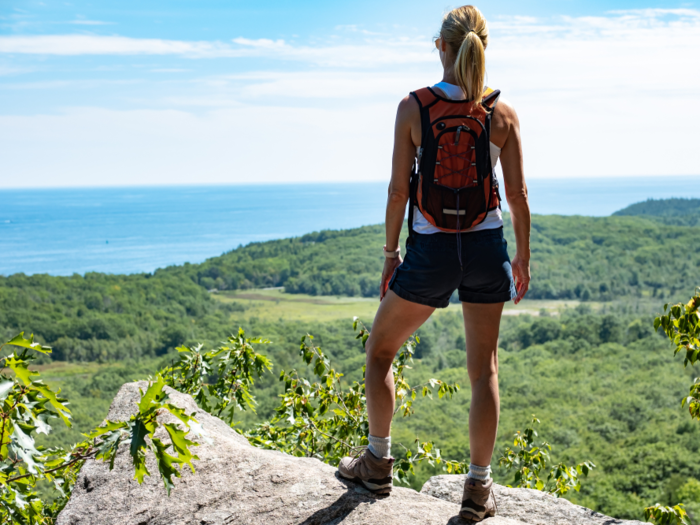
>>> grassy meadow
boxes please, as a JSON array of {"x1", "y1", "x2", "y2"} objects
[{"x1": 212, "y1": 286, "x2": 591, "y2": 321}]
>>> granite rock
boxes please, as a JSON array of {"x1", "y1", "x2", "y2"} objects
[
  {"x1": 421, "y1": 475, "x2": 646, "y2": 525},
  {"x1": 57, "y1": 382, "x2": 642, "y2": 525}
]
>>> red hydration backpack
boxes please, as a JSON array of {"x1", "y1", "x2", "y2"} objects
[{"x1": 408, "y1": 86, "x2": 502, "y2": 238}]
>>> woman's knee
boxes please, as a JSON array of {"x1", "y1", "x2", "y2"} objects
[
  {"x1": 365, "y1": 334, "x2": 399, "y2": 365},
  {"x1": 467, "y1": 358, "x2": 498, "y2": 385}
]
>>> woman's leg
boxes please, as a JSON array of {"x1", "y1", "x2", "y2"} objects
[
  {"x1": 365, "y1": 290, "x2": 435, "y2": 437},
  {"x1": 461, "y1": 302, "x2": 504, "y2": 466}
]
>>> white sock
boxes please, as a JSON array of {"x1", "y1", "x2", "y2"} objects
[
  {"x1": 467, "y1": 463, "x2": 492, "y2": 481},
  {"x1": 368, "y1": 435, "x2": 392, "y2": 459}
]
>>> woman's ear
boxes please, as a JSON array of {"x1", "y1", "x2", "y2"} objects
[
  {"x1": 435, "y1": 36, "x2": 447, "y2": 53},
  {"x1": 436, "y1": 36, "x2": 447, "y2": 66}
]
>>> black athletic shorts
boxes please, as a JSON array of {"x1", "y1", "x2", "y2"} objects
[{"x1": 388, "y1": 227, "x2": 516, "y2": 308}]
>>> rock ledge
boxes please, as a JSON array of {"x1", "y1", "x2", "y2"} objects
[{"x1": 57, "y1": 382, "x2": 645, "y2": 525}]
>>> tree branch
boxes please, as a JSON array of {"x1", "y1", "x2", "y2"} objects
[
  {"x1": 6, "y1": 450, "x2": 95, "y2": 484},
  {"x1": 306, "y1": 418, "x2": 362, "y2": 454}
]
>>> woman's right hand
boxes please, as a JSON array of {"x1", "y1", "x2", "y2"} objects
[
  {"x1": 380, "y1": 256, "x2": 403, "y2": 301},
  {"x1": 511, "y1": 253, "x2": 530, "y2": 305}
]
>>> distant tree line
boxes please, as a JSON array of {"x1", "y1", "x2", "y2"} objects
[
  {"x1": 166, "y1": 210, "x2": 700, "y2": 302},
  {"x1": 614, "y1": 197, "x2": 700, "y2": 226}
]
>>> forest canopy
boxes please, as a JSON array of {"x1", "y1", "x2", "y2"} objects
[
  {"x1": 2, "y1": 198, "x2": 699, "y2": 363},
  {"x1": 614, "y1": 197, "x2": 700, "y2": 226},
  {"x1": 166, "y1": 208, "x2": 700, "y2": 301},
  {"x1": 1, "y1": 198, "x2": 699, "y2": 522}
]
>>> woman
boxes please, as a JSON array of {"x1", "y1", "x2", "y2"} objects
[{"x1": 338, "y1": 5, "x2": 531, "y2": 522}]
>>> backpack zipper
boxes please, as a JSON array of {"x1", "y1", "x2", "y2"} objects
[{"x1": 431, "y1": 115, "x2": 487, "y2": 134}]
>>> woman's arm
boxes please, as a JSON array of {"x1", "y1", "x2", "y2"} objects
[
  {"x1": 495, "y1": 100, "x2": 531, "y2": 304},
  {"x1": 380, "y1": 95, "x2": 421, "y2": 300}
]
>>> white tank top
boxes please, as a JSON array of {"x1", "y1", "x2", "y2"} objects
[{"x1": 412, "y1": 81, "x2": 503, "y2": 234}]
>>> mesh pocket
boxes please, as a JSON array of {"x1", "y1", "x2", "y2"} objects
[{"x1": 434, "y1": 127, "x2": 478, "y2": 190}]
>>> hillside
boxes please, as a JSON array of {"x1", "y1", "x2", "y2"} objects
[
  {"x1": 164, "y1": 212, "x2": 700, "y2": 302},
  {"x1": 614, "y1": 197, "x2": 700, "y2": 217},
  {"x1": 3, "y1": 199, "x2": 700, "y2": 522},
  {"x1": 3, "y1": 207, "x2": 699, "y2": 362},
  {"x1": 614, "y1": 198, "x2": 700, "y2": 226}
]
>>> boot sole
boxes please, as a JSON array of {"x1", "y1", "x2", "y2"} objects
[
  {"x1": 356, "y1": 477, "x2": 392, "y2": 495},
  {"x1": 338, "y1": 473, "x2": 392, "y2": 495},
  {"x1": 459, "y1": 511, "x2": 496, "y2": 523}
]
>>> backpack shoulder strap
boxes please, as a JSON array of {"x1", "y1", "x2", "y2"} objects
[
  {"x1": 410, "y1": 87, "x2": 440, "y2": 110},
  {"x1": 482, "y1": 87, "x2": 502, "y2": 211},
  {"x1": 482, "y1": 87, "x2": 501, "y2": 109},
  {"x1": 407, "y1": 88, "x2": 437, "y2": 243}
]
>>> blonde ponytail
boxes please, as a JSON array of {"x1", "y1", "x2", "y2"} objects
[{"x1": 439, "y1": 5, "x2": 488, "y2": 105}]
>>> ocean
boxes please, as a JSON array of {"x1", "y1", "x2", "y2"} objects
[{"x1": 1, "y1": 176, "x2": 699, "y2": 277}]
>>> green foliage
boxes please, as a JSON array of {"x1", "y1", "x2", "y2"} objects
[
  {"x1": 245, "y1": 319, "x2": 465, "y2": 484},
  {"x1": 0, "y1": 334, "x2": 200, "y2": 524},
  {"x1": 6, "y1": 303, "x2": 697, "y2": 522},
  {"x1": 677, "y1": 478, "x2": 700, "y2": 504},
  {"x1": 677, "y1": 479, "x2": 700, "y2": 525},
  {"x1": 499, "y1": 416, "x2": 594, "y2": 496},
  {"x1": 392, "y1": 305, "x2": 700, "y2": 519},
  {"x1": 157, "y1": 211, "x2": 699, "y2": 303},
  {"x1": 0, "y1": 270, "x2": 239, "y2": 363},
  {"x1": 1, "y1": 211, "x2": 698, "y2": 522},
  {"x1": 162, "y1": 328, "x2": 272, "y2": 426},
  {"x1": 614, "y1": 198, "x2": 700, "y2": 227},
  {"x1": 3, "y1": 211, "x2": 700, "y2": 366},
  {"x1": 614, "y1": 198, "x2": 700, "y2": 218},
  {"x1": 645, "y1": 504, "x2": 689, "y2": 525},
  {"x1": 163, "y1": 225, "x2": 387, "y2": 297},
  {"x1": 152, "y1": 214, "x2": 700, "y2": 303},
  {"x1": 645, "y1": 289, "x2": 700, "y2": 524},
  {"x1": 1, "y1": 201, "x2": 698, "y2": 523},
  {"x1": 85, "y1": 375, "x2": 203, "y2": 495},
  {"x1": 655, "y1": 288, "x2": 700, "y2": 420}
]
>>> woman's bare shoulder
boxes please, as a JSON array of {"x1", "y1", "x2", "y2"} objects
[
  {"x1": 396, "y1": 93, "x2": 420, "y2": 119},
  {"x1": 491, "y1": 96, "x2": 520, "y2": 146},
  {"x1": 493, "y1": 97, "x2": 519, "y2": 125},
  {"x1": 395, "y1": 94, "x2": 421, "y2": 144}
]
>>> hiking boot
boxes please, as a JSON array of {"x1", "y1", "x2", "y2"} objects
[
  {"x1": 460, "y1": 477, "x2": 497, "y2": 522},
  {"x1": 337, "y1": 448, "x2": 394, "y2": 495}
]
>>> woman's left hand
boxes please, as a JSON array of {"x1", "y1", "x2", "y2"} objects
[{"x1": 380, "y1": 256, "x2": 403, "y2": 300}]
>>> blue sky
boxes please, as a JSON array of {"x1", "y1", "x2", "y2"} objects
[{"x1": 1, "y1": 1, "x2": 699, "y2": 187}]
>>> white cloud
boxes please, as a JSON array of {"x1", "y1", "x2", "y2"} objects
[
  {"x1": 0, "y1": 33, "x2": 435, "y2": 67},
  {"x1": 483, "y1": 9, "x2": 700, "y2": 178},
  {"x1": 0, "y1": 35, "x2": 233, "y2": 57},
  {"x1": 151, "y1": 68, "x2": 190, "y2": 73},
  {"x1": 0, "y1": 104, "x2": 395, "y2": 187},
  {"x1": 231, "y1": 36, "x2": 434, "y2": 67},
  {"x1": 1, "y1": 8, "x2": 699, "y2": 186},
  {"x1": 0, "y1": 65, "x2": 32, "y2": 76},
  {"x1": 0, "y1": 78, "x2": 141, "y2": 90},
  {"x1": 68, "y1": 19, "x2": 113, "y2": 26},
  {"x1": 490, "y1": 7, "x2": 700, "y2": 36},
  {"x1": 334, "y1": 24, "x2": 385, "y2": 36},
  {"x1": 197, "y1": 70, "x2": 436, "y2": 100},
  {"x1": 487, "y1": 9, "x2": 700, "y2": 96}
]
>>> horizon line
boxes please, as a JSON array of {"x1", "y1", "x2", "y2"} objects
[{"x1": 1, "y1": 174, "x2": 700, "y2": 192}]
